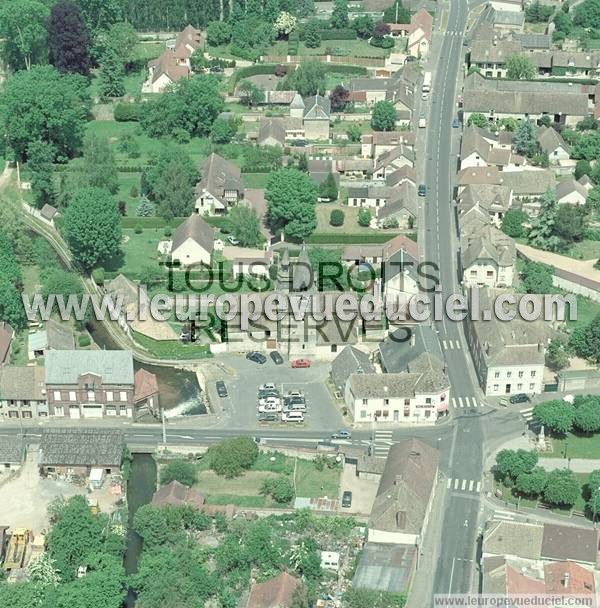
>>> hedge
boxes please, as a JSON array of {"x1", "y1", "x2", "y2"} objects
[
  {"x1": 307, "y1": 233, "x2": 410, "y2": 244},
  {"x1": 322, "y1": 64, "x2": 367, "y2": 75},
  {"x1": 584, "y1": 228, "x2": 600, "y2": 241},
  {"x1": 121, "y1": 216, "x2": 231, "y2": 230},
  {"x1": 318, "y1": 28, "x2": 357, "y2": 40},
  {"x1": 113, "y1": 102, "x2": 141, "y2": 122},
  {"x1": 54, "y1": 164, "x2": 145, "y2": 173},
  {"x1": 229, "y1": 63, "x2": 281, "y2": 94}
]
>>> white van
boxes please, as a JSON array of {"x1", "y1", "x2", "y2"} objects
[{"x1": 282, "y1": 411, "x2": 304, "y2": 423}]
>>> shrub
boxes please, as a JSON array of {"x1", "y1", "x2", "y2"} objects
[
  {"x1": 330, "y1": 209, "x2": 345, "y2": 226},
  {"x1": 209, "y1": 436, "x2": 259, "y2": 478},
  {"x1": 274, "y1": 64, "x2": 288, "y2": 77},
  {"x1": 130, "y1": 185, "x2": 138, "y2": 198},
  {"x1": 164, "y1": 227, "x2": 172, "y2": 237},
  {"x1": 113, "y1": 102, "x2": 140, "y2": 122},
  {"x1": 134, "y1": 224, "x2": 143, "y2": 234},
  {"x1": 78, "y1": 334, "x2": 91, "y2": 347},
  {"x1": 260, "y1": 476, "x2": 295, "y2": 503},
  {"x1": 370, "y1": 36, "x2": 395, "y2": 48},
  {"x1": 358, "y1": 208, "x2": 372, "y2": 226},
  {"x1": 318, "y1": 28, "x2": 357, "y2": 40},
  {"x1": 91, "y1": 268, "x2": 105, "y2": 285},
  {"x1": 160, "y1": 458, "x2": 197, "y2": 487}
]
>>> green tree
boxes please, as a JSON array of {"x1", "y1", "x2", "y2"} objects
[
  {"x1": 546, "y1": 337, "x2": 571, "y2": 371},
  {"x1": 554, "y1": 9, "x2": 573, "y2": 33},
  {"x1": 533, "y1": 399, "x2": 574, "y2": 435},
  {"x1": 0, "y1": 0, "x2": 49, "y2": 71},
  {"x1": 577, "y1": 115, "x2": 598, "y2": 131},
  {"x1": 494, "y1": 449, "x2": 538, "y2": 482},
  {"x1": 574, "y1": 0, "x2": 600, "y2": 28},
  {"x1": 64, "y1": 187, "x2": 122, "y2": 270},
  {"x1": 260, "y1": 476, "x2": 295, "y2": 503},
  {"x1": 303, "y1": 18, "x2": 322, "y2": 48},
  {"x1": 528, "y1": 188, "x2": 561, "y2": 251},
  {"x1": 543, "y1": 469, "x2": 581, "y2": 506},
  {"x1": 27, "y1": 140, "x2": 55, "y2": 208},
  {"x1": 538, "y1": 115, "x2": 552, "y2": 128},
  {"x1": 210, "y1": 118, "x2": 235, "y2": 144},
  {"x1": 160, "y1": 459, "x2": 197, "y2": 487},
  {"x1": 514, "y1": 119, "x2": 538, "y2": 156},
  {"x1": 99, "y1": 47, "x2": 125, "y2": 98},
  {"x1": 575, "y1": 159, "x2": 592, "y2": 180},
  {"x1": 206, "y1": 20, "x2": 232, "y2": 46},
  {"x1": 330, "y1": 0, "x2": 349, "y2": 28},
  {"x1": 228, "y1": 205, "x2": 263, "y2": 247},
  {"x1": 143, "y1": 143, "x2": 197, "y2": 201},
  {"x1": 285, "y1": 61, "x2": 326, "y2": 96},
  {"x1": 0, "y1": 65, "x2": 88, "y2": 162},
  {"x1": 588, "y1": 186, "x2": 600, "y2": 210},
  {"x1": 521, "y1": 261, "x2": 553, "y2": 293},
  {"x1": 570, "y1": 314, "x2": 600, "y2": 363},
  {"x1": 572, "y1": 131, "x2": 600, "y2": 160},
  {"x1": 0, "y1": 280, "x2": 27, "y2": 330},
  {"x1": 0, "y1": 231, "x2": 23, "y2": 287},
  {"x1": 506, "y1": 54, "x2": 536, "y2": 79},
  {"x1": 238, "y1": 80, "x2": 265, "y2": 107},
  {"x1": 266, "y1": 168, "x2": 318, "y2": 239},
  {"x1": 383, "y1": 0, "x2": 411, "y2": 23},
  {"x1": 352, "y1": 15, "x2": 374, "y2": 38},
  {"x1": 209, "y1": 436, "x2": 259, "y2": 478},
  {"x1": 371, "y1": 101, "x2": 396, "y2": 131},
  {"x1": 526, "y1": 0, "x2": 554, "y2": 22},
  {"x1": 329, "y1": 209, "x2": 344, "y2": 226},
  {"x1": 153, "y1": 162, "x2": 195, "y2": 221},
  {"x1": 106, "y1": 21, "x2": 138, "y2": 64},
  {"x1": 75, "y1": 133, "x2": 119, "y2": 194},
  {"x1": 498, "y1": 117, "x2": 518, "y2": 131},
  {"x1": 358, "y1": 208, "x2": 372, "y2": 226},
  {"x1": 573, "y1": 395, "x2": 600, "y2": 432},
  {"x1": 467, "y1": 113, "x2": 488, "y2": 128},
  {"x1": 319, "y1": 173, "x2": 338, "y2": 201},
  {"x1": 554, "y1": 204, "x2": 588, "y2": 244},
  {"x1": 515, "y1": 467, "x2": 547, "y2": 497},
  {"x1": 41, "y1": 269, "x2": 83, "y2": 300},
  {"x1": 501, "y1": 209, "x2": 528, "y2": 238},
  {"x1": 346, "y1": 124, "x2": 362, "y2": 142}
]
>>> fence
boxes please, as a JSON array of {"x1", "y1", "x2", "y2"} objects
[{"x1": 261, "y1": 54, "x2": 386, "y2": 67}]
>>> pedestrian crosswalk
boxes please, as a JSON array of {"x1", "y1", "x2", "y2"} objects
[
  {"x1": 493, "y1": 509, "x2": 516, "y2": 521},
  {"x1": 442, "y1": 339, "x2": 461, "y2": 350},
  {"x1": 373, "y1": 430, "x2": 394, "y2": 456},
  {"x1": 446, "y1": 478, "x2": 482, "y2": 493},
  {"x1": 451, "y1": 396, "x2": 483, "y2": 409},
  {"x1": 521, "y1": 407, "x2": 535, "y2": 422}
]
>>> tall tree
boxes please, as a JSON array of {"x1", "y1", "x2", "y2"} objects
[
  {"x1": 266, "y1": 168, "x2": 318, "y2": 239},
  {"x1": 506, "y1": 54, "x2": 536, "y2": 79},
  {"x1": 64, "y1": 187, "x2": 122, "y2": 270},
  {"x1": 570, "y1": 314, "x2": 600, "y2": 363},
  {"x1": 533, "y1": 399, "x2": 574, "y2": 435},
  {"x1": 0, "y1": 0, "x2": 49, "y2": 71},
  {"x1": 330, "y1": 0, "x2": 349, "y2": 28},
  {"x1": 27, "y1": 140, "x2": 56, "y2": 207},
  {"x1": 371, "y1": 101, "x2": 397, "y2": 131},
  {"x1": 330, "y1": 85, "x2": 350, "y2": 111},
  {"x1": 98, "y1": 47, "x2": 125, "y2": 98},
  {"x1": 514, "y1": 119, "x2": 538, "y2": 156},
  {"x1": 72, "y1": 133, "x2": 119, "y2": 194},
  {"x1": 543, "y1": 469, "x2": 581, "y2": 507},
  {"x1": 48, "y1": 0, "x2": 91, "y2": 76},
  {"x1": 285, "y1": 61, "x2": 326, "y2": 96},
  {"x1": 153, "y1": 162, "x2": 195, "y2": 220},
  {"x1": 74, "y1": 0, "x2": 122, "y2": 35},
  {"x1": 0, "y1": 65, "x2": 89, "y2": 162},
  {"x1": 528, "y1": 188, "x2": 561, "y2": 251},
  {"x1": 105, "y1": 21, "x2": 138, "y2": 65},
  {"x1": 228, "y1": 205, "x2": 263, "y2": 247},
  {"x1": 303, "y1": 17, "x2": 321, "y2": 48}
]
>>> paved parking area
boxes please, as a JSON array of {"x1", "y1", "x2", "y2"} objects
[
  {"x1": 206, "y1": 354, "x2": 344, "y2": 431},
  {"x1": 338, "y1": 462, "x2": 380, "y2": 517}
]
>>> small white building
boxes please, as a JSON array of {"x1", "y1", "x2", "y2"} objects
[
  {"x1": 170, "y1": 215, "x2": 215, "y2": 268},
  {"x1": 321, "y1": 551, "x2": 340, "y2": 572}
]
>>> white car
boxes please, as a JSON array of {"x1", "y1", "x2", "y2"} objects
[
  {"x1": 258, "y1": 397, "x2": 281, "y2": 412},
  {"x1": 227, "y1": 235, "x2": 240, "y2": 245},
  {"x1": 418, "y1": 117, "x2": 427, "y2": 128},
  {"x1": 259, "y1": 383, "x2": 277, "y2": 392},
  {"x1": 282, "y1": 411, "x2": 304, "y2": 422}
]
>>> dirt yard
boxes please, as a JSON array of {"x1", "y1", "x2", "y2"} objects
[{"x1": 338, "y1": 463, "x2": 380, "y2": 517}]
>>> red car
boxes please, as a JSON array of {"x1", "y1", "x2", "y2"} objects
[{"x1": 291, "y1": 358, "x2": 311, "y2": 368}]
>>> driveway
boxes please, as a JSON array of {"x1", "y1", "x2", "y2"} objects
[
  {"x1": 206, "y1": 354, "x2": 344, "y2": 431},
  {"x1": 338, "y1": 462, "x2": 380, "y2": 517}
]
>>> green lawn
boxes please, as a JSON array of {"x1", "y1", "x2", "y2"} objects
[
  {"x1": 566, "y1": 294, "x2": 600, "y2": 330},
  {"x1": 548, "y1": 432, "x2": 600, "y2": 460},
  {"x1": 295, "y1": 459, "x2": 341, "y2": 498},
  {"x1": 564, "y1": 240, "x2": 600, "y2": 261},
  {"x1": 316, "y1": 202, "x2": 373, "y2": 234},
  {"x1": 243, "y1": 173, "x2": 270, "y2": 189},
  {"x1": 269, "y1": 39, "x2": 394, "y2": 58},
  {"x1": 132, "y1": 331, "x2": 212, "y2": 360},
  {"x1": 103, "y1": 228, "x2": 163, "y2": 277}
]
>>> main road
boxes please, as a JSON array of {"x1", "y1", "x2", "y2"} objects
[{"x1": 422, "y1": 0, "x2": 487, "y2": 599}]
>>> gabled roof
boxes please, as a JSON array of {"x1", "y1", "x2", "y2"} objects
[
  {"x1": 148, "y1": 50, "x2": 190, "y2": 85},
  {"x1": 374, "y1": 145, "x2": 415, "y2": 172},
  {"x1": 461, "y1": 224, "x2": 516, "y2": 268},
  {"x1": 541, "y1": 523, "x2": 599, "y2": 564},
  {"x1": 556, "y1": 178, "x2": 588, "y2": 202},
  {"x1": 290, "y1": 93, "x2": 305, "y2": 109},
  {"x1": 175, "y1": 25, "x2": 204, "y2": 52},
  {"x1": 537, "y1": 125, "x2": 569, "y2": 155},
  {"x1": 0, "y1": 366, "x2": 45, "y2": 401},
  {"x1": 39, "y1": 428, "x2": 124, "y2": 467},
  {"x1": 331, "y1": 345, "x2": 375, "y2": 392},
  {"x1": 258, "y1": 118, "x2": 286, "y2": 146},
  {"x1": 171, "y1": 214, "x2": 215, "y2": 254},
  {"x1": 303, "y1": 94, "x2": 331, "y2": 120},
  {"x1": 246, "y1": 571, "x2": 300, "y2": 608},
  {"x1": 379, "y1": 324, "x2": 443, "y2": 374},
  {"x1": 369, "y1": 439, "x2": 439, "y2": 535},
  {"x1": 134, "y1": 368, "x2": 159, "y2": 402},
  {"x1": 45, "y1": 350, "x2": 134, "y2": 385},
  {"x1": 196, "y1": 153, "x2": 244, "y2": 202},
  {"x1": 152, "y1": 480, "x2": 205, "y2": 509},
  {"x1": 0, "y1": 436, "x2": 25, "y2": 464},
  {"x1": 45, "y1": 319, "x2": 75, "y2": 351}
]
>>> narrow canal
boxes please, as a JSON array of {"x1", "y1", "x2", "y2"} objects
[{"x1": 124, "y1": 453, "x2": 157, "y2": 608}]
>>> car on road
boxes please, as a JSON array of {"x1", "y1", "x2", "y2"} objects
[
  {"x1": 418, "y1": 116, "x2": 427, "y2": 128},
  {"x1": 509, "y1": 393, "x2": 530, "y2": 404},
  {"x1": 452, "y1": 118, "x2": 460, "y2": 128},
  {"x1": 291, "y1": 358, "x2": 311, "y2": 368},
  {"x1": 331, "y1": 430, "x2": 351, "y2": 439},
  {"x1": 341, "y1": 491, "x2": 353, "y2": 508},
  {"x1": 270, "y1": 350, "x2": 284, "y2": 365},
  {"x1": 215, "y1": 381, "x2": 228, "y2": 398},
  {"x1": 418, "y1": 184, "x2": 427, "y2": 197},
  {"x1": 246, "y1": 351, "x2": 267, "y2": 364},
  {"x1": 421, "y1": 92, "x2": 429, "y2": 101}
]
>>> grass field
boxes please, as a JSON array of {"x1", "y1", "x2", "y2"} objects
[
  {"x1": 104, "y1": 228, "x2": 163, "y2": 277},
  {"x1": 547, "y1": 432, "x2": 600, "y2": 460},
  {"x1": 295, "y1": 459, "x2": 340, "y2": 498},
  {"x1": 566, "y1": 294, "x2": 600, "y2": 329},
  {"x1": 565, "y1": 240, "x2": 600, "y2": 261},
  {"x1": 316, "y1": 202, "x2": 373, "y2": 233},
  {"x1": 132, "y1": 332, "x2": 212, "y2": 360},
  {"x1": 269, "y1": 39, "x2": 395, "y2": 58}
]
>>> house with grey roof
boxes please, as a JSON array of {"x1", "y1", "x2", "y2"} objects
[
  {"x1": 302, "y1": 95, "x2": 331, "y2": 140},
  {"x1": 373, "y1": 145, "x2": 415, "y2": 180},
  {"x1": 28, "y1": 319, "x2": 74, "y2": 360},
  {"x1": 194, "y1": 153, "x2": 244, "y2": 215},
  {"x1": 0, "y1": 436, "x2": 26, "y2": 471},
  {"x1": 353, "y1": 542, "x2": 417, "y2": 595},
  {"x1": 361, "y1": 131, "x2": 416, "y2": 159},
  {"x1": 460, "y1": 125, "x2": 523, "y2": 170},
  {"x1": 0, "y1": 366, "x2": 47, "y2": 418},
  {"x1": 556, "y1": 178, "x2": 588, "y2": 206},
  {"x1": 463, "y1": 72, "x2": 589, "y2": 126},
  {"x1": 344, "y1": 350, "x2": 449, "y2": 425},
  {"x1": 45, "y1": 350, "x2": 135, "y2": 418},
  {"x1": 500, "y1": 169, "x2": 556, "y2": 200},
  {"x1": 369, "y1": 438, "x2": 439, "y2": 544},
  {"x1": 376, "y1": 181, "x2": 417, "y2": 229},
  {"x1": 39, "y1": 428, "x2": 124, "y2": 476},
  {"x1": 171, "y1": 214, "x2": 214, "y2": 268},
  {"x1": 458, "y1": 184, "x2": 513, "y2": 226},
  {"x1": 257, "y1": 118, "x2": 286, "y2": 147},
  {"x1": 330, "y1": 345, "x2": 375, "y2": 394},
  {"x1": 461, "y1": 223, "x2": 516, "y2": 288},
  {"x1": 537, "y1": 126, "x2": 570, "y2": 163},
  {"x1": 465, "y1": 287, "x2": 550, "y2": 396}
]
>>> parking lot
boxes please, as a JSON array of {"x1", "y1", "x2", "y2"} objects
[{"x1": 206, "y1": 353, "x2": 344, "y2": 431}]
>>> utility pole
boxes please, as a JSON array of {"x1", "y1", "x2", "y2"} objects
[{"x1": 161, "y1": 408, "x2": 167, "y2": 445}]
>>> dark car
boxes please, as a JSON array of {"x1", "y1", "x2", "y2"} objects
[
  {"x1": 418, "y1": 184, "x2": 427, "y2": 197},
  {"x1": 452, "y1": 118, "x2": 460, "y2": 128},
  {"x1": 341, "y1": 491, "x2": 352, "y2": 508},
  {"x1": 246, "y1": 351, "x2": 267, "y2": 364},
  {"x1": 509, "y1": 393, "x2": 530, "y2": 404},
  {"x1": 331, "y1": 430, "x2": 351, "y2": 440},
  {"x1": 270, "y1": 351, "x2": 284, "y2": 365},
  {"x1": 210, "y1": 65, "x2": 224, "y2": 73},
  {"x1": 258, "y1": 412, "x2": 279, "y2": 422},
  {"x1": 215, "y1": 381, "x2": 228, "y2": 398}
]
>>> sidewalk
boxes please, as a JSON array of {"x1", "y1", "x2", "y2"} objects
[{"x1": 538, "y1": 458, "x2": 600, "y2": 473}]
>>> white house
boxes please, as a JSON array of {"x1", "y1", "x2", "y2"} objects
[
  {"x1": 556, "y1": 179, "x2": 588, "y2": 206},
  {"x1": 170, "y1": 215, "x2": 214, "y2": 268},
  {"x1": 194, "y1": 153, "x2": 244, "y2": 215}
]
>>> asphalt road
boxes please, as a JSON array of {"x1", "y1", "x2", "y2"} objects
[{"x1": 422, "y1": 0, "x2": 487, "y2": 598}]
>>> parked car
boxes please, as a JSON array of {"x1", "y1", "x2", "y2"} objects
[
  {"x1": 270, "y1": 351, "x2": 284, "y2": 365},
  {"x1": 342, "y1": 491, "x2": 353, "y2": 508},
  {"x1": 509, "y1": 393, "x2": 530, "y2": 404},
  {"x1": 258, "y1": 389, "x2": 279, "y2": 399},
  {"x1": 418, "y1": 115, "x2": 427, "y2": 128},
  {"x1": 452, "y1": 118, "x2": 460, "y2": 128},
  {"x1": 291, "y1": 358, "x2": 311, "y2": 368},
  {"x1": 258, "y1": 412, "x2": 279, "y2": 422},
  {"x1": 331, "y1": 430, "x2": 351, "y2": 440},
  {"x1": 282, "y1": 410, "x2": 305, "y2": 423},
  {"x1": 259, "y1": 383, "x2": 277, "y2": 392},
  {"x1": 215, "y1": 381, "x2": 228, "y2": 398},
  {"x1": 227, "y1": 235, "x2": 240, "y2": 245},
  {"x1": 258, "y1": 397, "x2": 281, "y2": 410},
  {"x1": 246, "y1": 351, "x2": 267, "y2": 364},
  {"x1": 210, "y1": 65, "x2": 224, "y2": 73},
  {"x1": 418, "y1": 184, "x2": 427, "y2": 197}
]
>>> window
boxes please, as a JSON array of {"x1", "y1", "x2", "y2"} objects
[
  {"x1": 360, "y1": 410, "x2": 367, "y2": 418},
  {"x1": 120, "y1": 391, "x2": 127, "y2": 402},
  {"x1": 87, "y1": 390, "x2": 95, "y2": 402},
  {"x1": 403, "y1": 407, "x2": 410, "y2": 417},
  {"x1": 384, "y1": 399, "x2": 389, "y2": 406},
  {"x1": 531, "y1": 371, "x2": 536, "y2": 377},
  {"x1": 425, "y1": 398, "x2": 431, "y2": 405},
  {"x1": 425, "y1": 410, "x2": 431, "y2": 418},
  {"x1": 507, "y1": 372, "x2": 512, "y2": 378},
  {"x1": 493, "y1": 384, "x2": 499, "y2": 391},
  {"x1": 375, "y1": 410, "x2": 382, "y2": 418},
  {"x1": 53, "y1": 391, "x2": 61, "y2": 401},
  {"x1": 54, "y1": 406, "x2": 63, "y2": 416},
  {"x1": 518, "y1": 371, "x2": 523, "y2": 378},
  {"x1": 494, "y1": 372, "x2": 500, "y2": 379},
  {"x1": 382, "y1": 410, "x2": 389, "y2": 417},
  {"x1": 470, "y1": 270, "x2": 477, "y2": 277},
  {"x1": 404, "y1": 398, "x2": 410, "y2": 406},
  {"x1": 106, "y1": 391, "x2": 113, "y2": 402},
  {"x1": 529, "y1": 383, "x2": 535, "y2": 390},
  {"x1": 517, "y1": 384, "x2": 523, "y2": 390},
  {"x1": 362, "y1": 398, "x2": 368, "y2": 406},
  {"x1": 486, "y1": 271, "x2": 494, "y2": 277},
  {"x1": 69, "y1": 391, "x2": 76, "y2": 402}
]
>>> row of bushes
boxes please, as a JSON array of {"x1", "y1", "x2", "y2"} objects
[
  {"x1": 307, "y1": 232, "x2": 417, "y2": 245},
  {"x1": 318, "y1": 28, "x2": 357, "y2": 40},
  {"x1": 584, "y1": 228, "x2": 600, "y2": 241},
  {"x1": 114, "y1": 102, "x2": 141, "y2": 122},
  {"x1": 54, "y1": 164, "x2": 145, "y2": 173}
]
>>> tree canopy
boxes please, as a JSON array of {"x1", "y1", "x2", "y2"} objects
[
  {"x1": 48, "y1": 1, "x2": 91, "y2": 76},
  {"x1": 533, "y1": 399, "x2": 574, "y2": 435},
  {"x1": 208, "y1": 436, "x2": 259, "y2": 478},
  {"x1": 543, "y1": 469, "x2": 581, "y2": 506},
  {"x1": 371, "y1": 101, "x2": 397, "y2": 131}
]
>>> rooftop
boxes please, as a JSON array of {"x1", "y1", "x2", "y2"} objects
[
  {"x1": 39, "y1": 428, "x2": 124, "y2": 467},
  {"x1": 45, "y1": 350, "x2": 134, "y2": 386}
]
